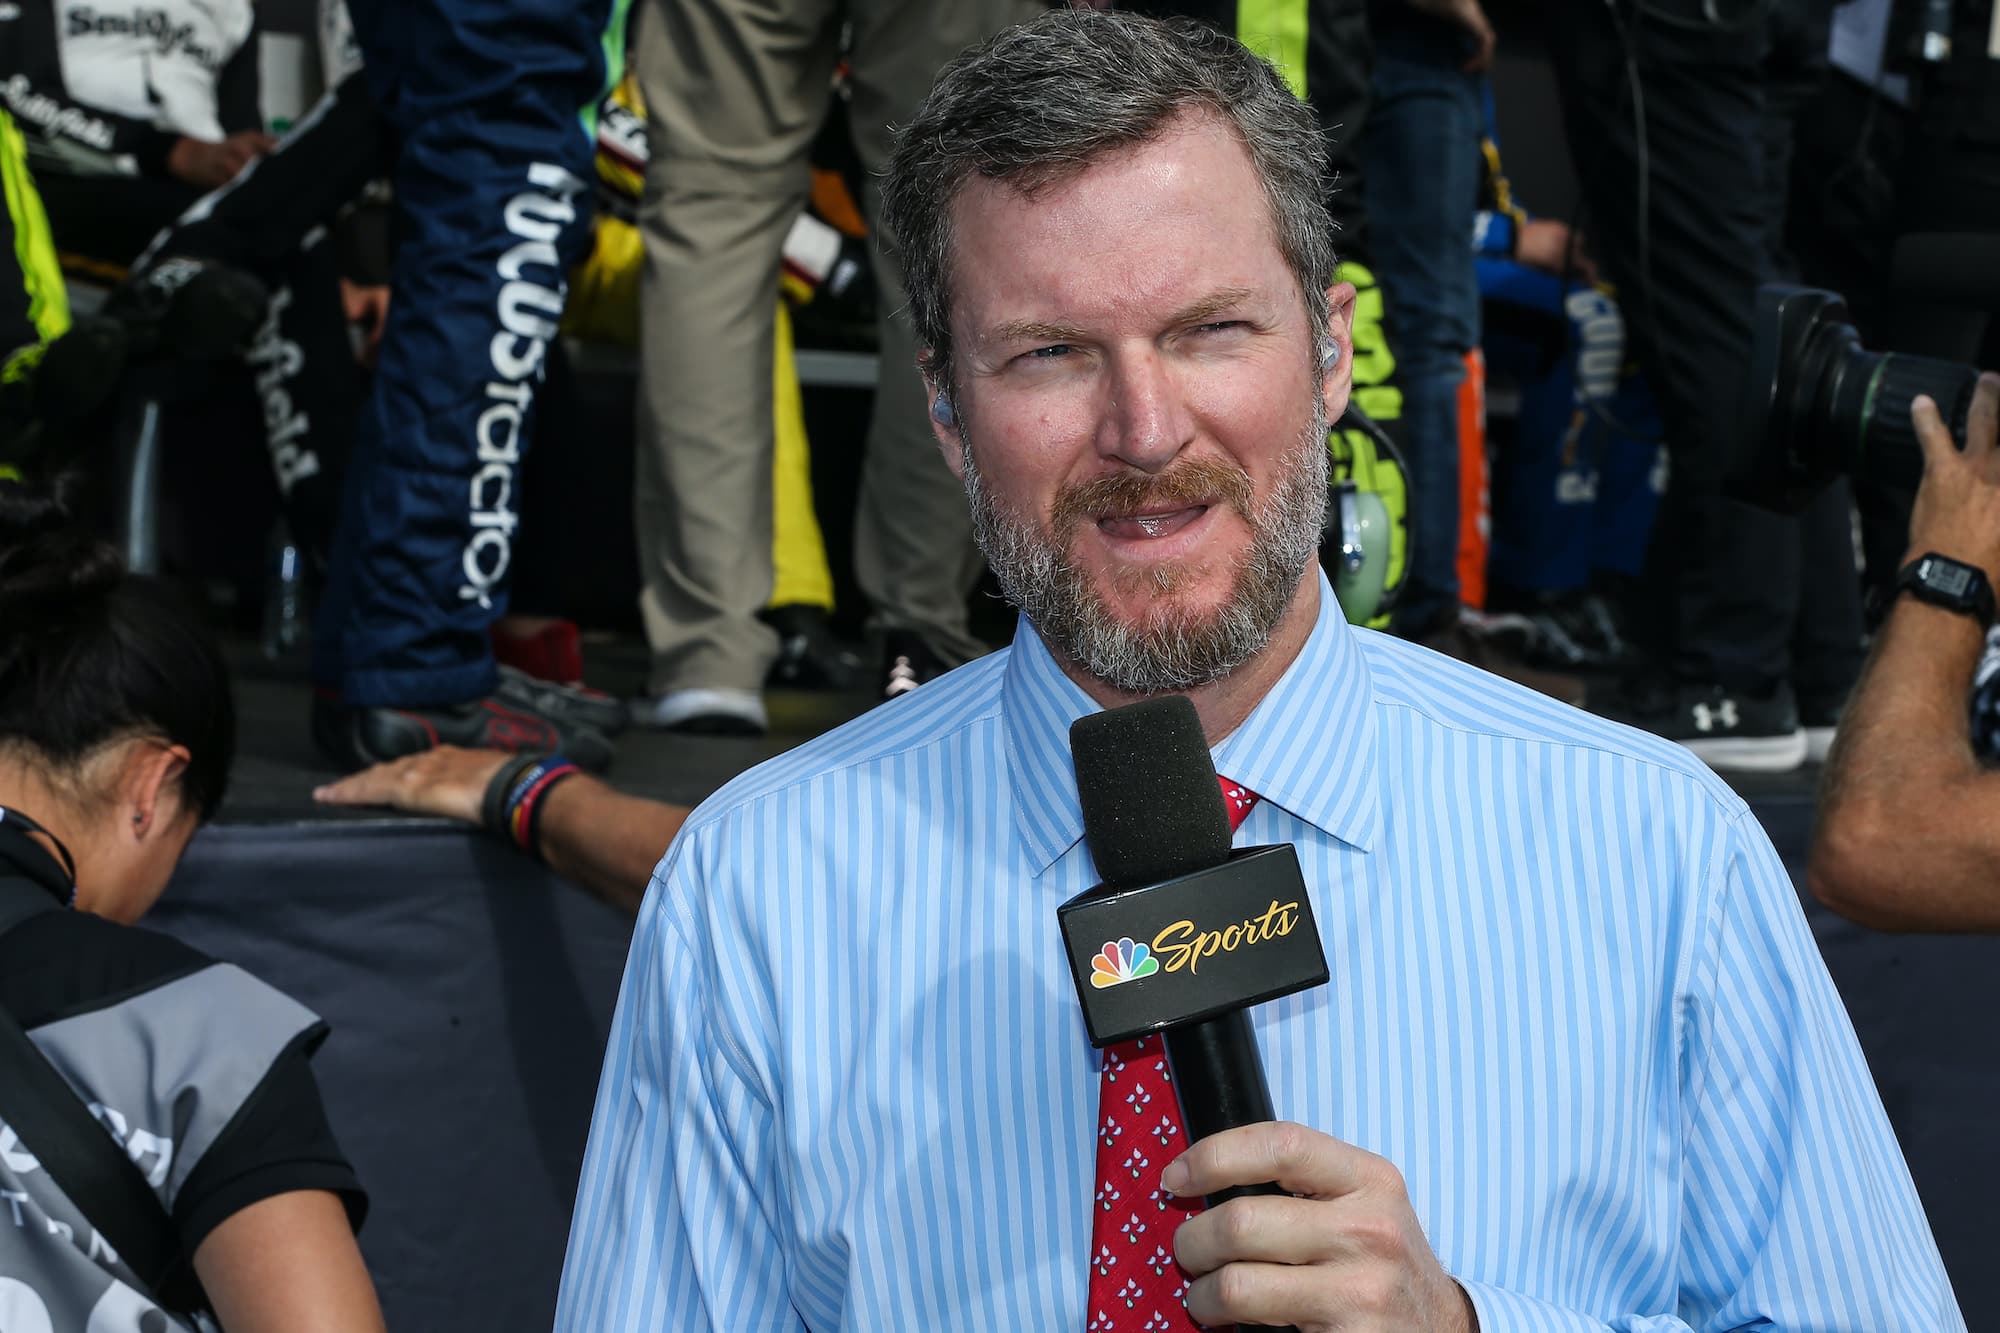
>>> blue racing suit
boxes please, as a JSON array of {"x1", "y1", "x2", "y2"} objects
[{"x1": 312, "y1": 0, "x2": 627, "y2": 707}]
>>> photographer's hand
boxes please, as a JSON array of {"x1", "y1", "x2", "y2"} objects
[
  {"x1": 1811, "y1": 373, "x2": 2000, "y2": 932},
  {"x1": 1905, "y1": 375, "x2": 2000, "y2": 583}
]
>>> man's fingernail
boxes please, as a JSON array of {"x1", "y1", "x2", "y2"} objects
[{"x1": 1159, "y1": 1160, "x2": 1188, "y2": 1195}]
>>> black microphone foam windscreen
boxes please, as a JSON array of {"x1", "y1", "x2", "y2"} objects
[{"x1": 1070, "y1": 696, "x2": 1231, "y2": 888}]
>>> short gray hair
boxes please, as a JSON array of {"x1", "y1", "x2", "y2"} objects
[{"x1": 881, "y1": 9, "x2": 1335, "y2": 392}]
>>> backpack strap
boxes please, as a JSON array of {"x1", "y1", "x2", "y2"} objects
[{"x1": 0, "y1": 875, "x2": 189, "y2": 1303}]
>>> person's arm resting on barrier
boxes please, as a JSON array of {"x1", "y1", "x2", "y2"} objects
[
  {"x1": 315, "y1": 747, "x2": 686, "y2": 915},
  {"x1": 1812, "y1": 372, "x2": 2000, "y2": 930}
]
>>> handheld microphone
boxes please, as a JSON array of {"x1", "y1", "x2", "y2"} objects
[{"x1": 1061, "y1": 697, "x2": 1330, "y2": 1333}]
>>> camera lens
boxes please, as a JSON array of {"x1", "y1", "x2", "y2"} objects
[
  {"x1": 1810, "y1": 334, "x2": 1978, "y2": 492},
  {"x1": 1847, "y1": 352, "x2": 1979, "y2": 488},
  {"x1": 1734, "y1": 285, "x2": 1981, "y2": 512}
]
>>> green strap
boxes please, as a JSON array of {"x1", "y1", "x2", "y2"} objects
[
  {"x1": 1237, "y1": 0, "x2": 1310, "y2": 99},
  {"x1": 0, "y1": 108, "x2": 70, "y2": 368}
]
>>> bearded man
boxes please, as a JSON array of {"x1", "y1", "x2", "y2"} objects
[{"x1": 554, "y1": 11, "x2": 1958, "y2": 1332}]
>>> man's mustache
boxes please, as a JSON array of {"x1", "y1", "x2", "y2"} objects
[{"x1": 1049, "y1": 456, "x2": 1256, "y2": 539}]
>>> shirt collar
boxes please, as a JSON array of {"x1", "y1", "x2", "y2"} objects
[{"x1": 1003, "y1": 570, "x2": 1382, "y2": 875}]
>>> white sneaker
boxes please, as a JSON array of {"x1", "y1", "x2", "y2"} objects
[
  {"x1": 635, "y1": 686, "x2": 767, "y2": 736},
  {"x1": 1803, "y1": 723, "x2": 1837, "y2": 765}
]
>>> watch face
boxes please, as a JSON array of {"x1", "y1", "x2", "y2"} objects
[{"x1": 1925, "y1": 559, "x2": 1976, "y2": 599}]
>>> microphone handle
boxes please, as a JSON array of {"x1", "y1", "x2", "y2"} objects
[{"x1": 1163, "y1": 1011, "x2": 1299, "y2": 1333}]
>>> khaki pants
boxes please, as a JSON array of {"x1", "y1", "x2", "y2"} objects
[{"x1": 632, "y1": 0, "x2": 1036, "y2": 694}]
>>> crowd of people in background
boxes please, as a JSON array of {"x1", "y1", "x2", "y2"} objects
[
  {"x1": 0, "y1": 0, "x2": 1996, "y2": 1327},
  {"x1": 0, "y1": 0, "x2": 1991, "y2": 781}
]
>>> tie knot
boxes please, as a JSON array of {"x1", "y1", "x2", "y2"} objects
[{"x1": 1217, "y1": 776, "x2": 1259, "y2": 833}]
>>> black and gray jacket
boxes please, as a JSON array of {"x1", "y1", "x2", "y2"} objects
[{"x1": 0, "y1": 836, "x2": 364, "y2": 1330}]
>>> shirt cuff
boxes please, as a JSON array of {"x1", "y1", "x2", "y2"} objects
[{"x1": 1457, "y1": 1279, "x2": 1629, "y2": 1332}]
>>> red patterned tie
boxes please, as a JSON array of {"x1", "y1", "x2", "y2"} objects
[{"x1": 1084, "y1": 777, "x2": 1260, "y2": 1332}]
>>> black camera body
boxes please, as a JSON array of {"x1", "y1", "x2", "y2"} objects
[{"x1": 1731, "y1": 284, "x2": 1982, "y2": 513}]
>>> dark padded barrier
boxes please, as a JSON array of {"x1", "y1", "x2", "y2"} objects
[
  {"x1": 150, "y1": 804, "x2": 1998, "y2": 1330},
  {"x1": 149, "y1": 823, "x2": 632, "y2": 1333}
]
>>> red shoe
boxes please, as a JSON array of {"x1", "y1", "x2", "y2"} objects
[{"x1": 492, "y1": 619, "x2": 585, "y2": 685}]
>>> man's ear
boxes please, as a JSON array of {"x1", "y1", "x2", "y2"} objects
[
  {"x1": 119, "y1": 739, "x2": 190, "y2": 840},
  {"x1": 919, "y1": 354, "x2": 966, "y2": 481},
  {"x1": 1321, "y1": 280, "x2": 1358, "y2": 424}
]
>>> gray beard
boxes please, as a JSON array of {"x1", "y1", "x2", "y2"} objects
[{"x1": 962, "y1": 405, "x2": 1329, "y2": 696}]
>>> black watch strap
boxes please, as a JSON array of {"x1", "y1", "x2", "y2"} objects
[{"x1": 1897, "y1": 552, "x2": 1997, "y2": 627}]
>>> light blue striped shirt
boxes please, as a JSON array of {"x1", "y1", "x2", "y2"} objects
[{"x1": 557, "y1": 576, "x2": 1959, "y2": 1331}]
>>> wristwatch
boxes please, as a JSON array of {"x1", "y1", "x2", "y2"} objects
[{"x1": 1896, "y1": 552, "x2": 1997, "y2": 627}]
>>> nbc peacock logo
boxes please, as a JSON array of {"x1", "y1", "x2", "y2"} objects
[{"x1": 1090, "y1": 937, "x2": 1160, "y2": 989}]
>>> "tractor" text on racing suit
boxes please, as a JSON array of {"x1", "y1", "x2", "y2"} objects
[{"x1": 460, "y1": 160, "x2": 587, "y2": 610}]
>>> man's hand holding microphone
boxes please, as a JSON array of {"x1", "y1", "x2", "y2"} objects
[{"x1": 1165, "y1": 1124, "x2": 1473, "y2": 1331}]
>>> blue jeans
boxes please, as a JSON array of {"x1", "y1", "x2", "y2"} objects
[{"x1": 1360, "y1": 51, "x2": 1484, "y2": 630}]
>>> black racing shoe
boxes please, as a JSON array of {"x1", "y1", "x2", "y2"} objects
[
  {"x1": 312, "y1": 688, "x2": 614, "y2": 773},
  {"x1": 762, "y1": 604, "x2": 864, "y2": 691},
  {"x1": 1484, "y1": 589, "x2": 1635, "y2": 672},
  {"x1": 1409, "y1": 607, "x2": 1586, "y2": 707},
  {"x1": 881, "y1": 629, "x2": 946, "y2": 702},
  {"x1": 105, "y1": 255, "x2": 269, "y2": 363},
  {"x1": 496, "y1": 664, "x2": 630, "y2": 736},
  {"x1": 1526, "y1": 595, "x2": 1633, "y2": 670},
  {"x1": 1640, "y1": 681, "x2": 1806, "y2": 774}
]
